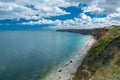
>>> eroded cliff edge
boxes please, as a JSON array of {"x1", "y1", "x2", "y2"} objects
[
  {"x1": 57, "y1": 25, "x2": 120, "y2": 80},
  {"x1": 73, "y1": 26, "x2": 120, "y2": 80}
]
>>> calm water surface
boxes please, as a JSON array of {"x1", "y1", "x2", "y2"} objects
[{"x1": 0, "y1": 31, "x2": 89, "y2": 80}]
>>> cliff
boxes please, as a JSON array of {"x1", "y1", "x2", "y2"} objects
[{"x1": 73, "y1": 26, "x2": 120, "y2": 80}]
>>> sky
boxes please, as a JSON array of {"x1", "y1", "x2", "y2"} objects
[{"x1": 0, "y1": 0, "x2": 120, "y2": 29}]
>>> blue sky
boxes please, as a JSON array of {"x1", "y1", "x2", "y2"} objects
[{"x1": 0, "y1": 0, "x2": 120, "y2": 29}]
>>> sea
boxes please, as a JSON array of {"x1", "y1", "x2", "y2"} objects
[{"x1": 0, "y1": 31, "x2": 89, "y2": 80}]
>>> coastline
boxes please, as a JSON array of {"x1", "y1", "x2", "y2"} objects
[{"x1": 43, "y1": 35, "x2": 96, "y2": 80}]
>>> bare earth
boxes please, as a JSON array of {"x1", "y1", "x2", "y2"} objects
[{"x1": 43, "y1": 35, "x2": 96, "y2": 80}]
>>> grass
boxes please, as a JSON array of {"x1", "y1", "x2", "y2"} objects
[
  {"x1": 73, "y1": 25, "x2": 120, "y2": 80},
  {"x1": 90, "y1": 49, "x2": 120, "y2": 80}
]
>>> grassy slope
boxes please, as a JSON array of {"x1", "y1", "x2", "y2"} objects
[{"x1": 73, "y1": 26, "x2": 120, "y2": 80}]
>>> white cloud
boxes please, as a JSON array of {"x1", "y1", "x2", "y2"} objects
[
  {"x1": 0, "y1": 0, "x2": 73, "y2": 20},
  {"x1": 0, "y1": 0, "x2": 120, "y2": 19},
  {"x1": 80, "y1": 13, "x2": 91, "y2": 22},
  {"x1": 82, "y1": 0, "x2": 104, "y2": 14},
  {"x1": 83, "y1": 5, "x2": 104, "y2": 14},
  {"x1": 98, "y1": 0, "x2": 120, "y2": 14},
  {"x1": 22, "y1": 10, "x2": 120, "y2": 29},
  {"x1": 0, "y1": 2, "x2": 34, "y2": 19},
  {"x1": 22, "y1": 19, "x2": 63, "y2": 25},
  {"x1": 82, "y1": 0, "x2": 120, "y2": 14},
  {"x1": 0, "y1": 0, "x2": 120, "y2": 28}
]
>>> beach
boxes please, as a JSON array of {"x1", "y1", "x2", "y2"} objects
[{"x1": 44, "y1": 35, "x2": 96, "y2": 80}]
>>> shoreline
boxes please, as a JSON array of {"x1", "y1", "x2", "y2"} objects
[{"x1": 43, "y1": 35, "x2": 96, "y2": 80}]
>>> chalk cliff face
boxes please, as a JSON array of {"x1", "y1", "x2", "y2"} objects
[{"x1": 73, "y1": 26, "x2": 120, "y2": 80}]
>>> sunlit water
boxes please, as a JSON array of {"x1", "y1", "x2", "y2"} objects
[{"x1": 0, "y1": 31, "x2": 89, "y2": 80}]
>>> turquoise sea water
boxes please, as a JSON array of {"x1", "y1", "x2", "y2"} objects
[{"x1": 0, "y1": 31, "x2": 89, "y2": 80}]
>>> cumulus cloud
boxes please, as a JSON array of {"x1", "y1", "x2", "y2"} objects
[
  {"x1": 82, "y1": 0, "x2": 120, "y2": 14},
  {"x1": 0, "y1": 2, "x2": 35, "y2": 19},
  {"x1": 0, "y1": 0, "x2": 120, "y2": 28},
  {"x1": 80, "y1": 13, "x2": 91, "y2": 22},
  {"x1": 98, "y1": 0, "x2": 120, "y2": 14},
  {"x1": 22, "y1": 11, "x2": 120, "y2": 29},
  {"x1": 0, "y1": 0, "x2": 74, "y2": 20}
]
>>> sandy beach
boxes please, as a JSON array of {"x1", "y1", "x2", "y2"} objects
[{"x1": 43, "y1": 35, "x2": 96, "y2": 80}]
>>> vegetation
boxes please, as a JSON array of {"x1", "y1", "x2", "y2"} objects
[{"x1": 73, "y1": 25, "x2": 120, "y2": 80}]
